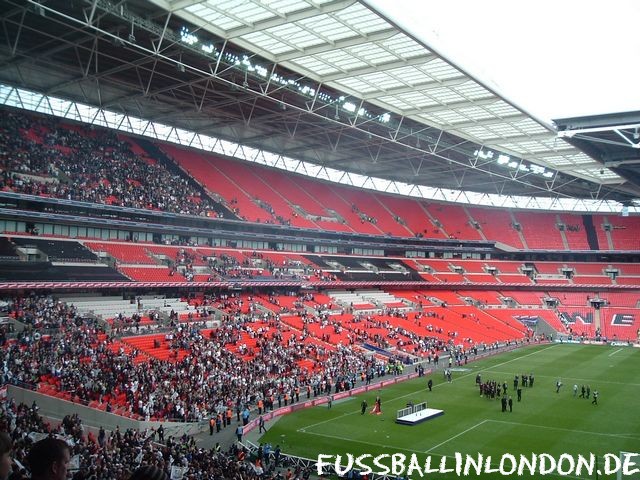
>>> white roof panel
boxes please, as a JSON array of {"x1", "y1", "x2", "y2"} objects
[
  {"x1": 337, "y1": 4, "x2": 389, "y2": 33},
  {"x1": 335, "y1": 77, "x2": 380, "y2": 93},
  {"x1": 347, "y1": 44, "x2": 397, "y2": 64},
  {"x1": 241, "y1": 32, "x2": 293, "y2": 54},
  {"x1": 299, "y1": 15, "x2": 354, "y2": 41},
  {"x1": 294, "y1": 56, "x2": 337, "y2": 75},
  {"x1": 429, "y1": 111, "x2": 469, "y2": 124},
  {"x1": 165, "y1": 0, "x2": 621, "y2": 187},
  {"x1": 381, "y1": 35, "x2": 428, "y2": 58},
  {"x1": 417, "y1": 58, "x2": 463, "y2": 80},
  {"x1": 482, "y1": 102, "x2": 520, "y2": 116},
  {"x1": 455, "y1": 106, "x2": 495, "y2": 119}
]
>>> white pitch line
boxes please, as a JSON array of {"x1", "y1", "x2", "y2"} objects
[
  {"x1": 298, "y1": 429, "x2": 424, "y2": 454},
  {"x1": 483, "y1": 370, "x2": 640, "y2": 387},
  {"x1": 608, "y1": 348, "x2": 623, "y2": 357},
  {"x1": 287, "y1": 430, "x2": 591, "y2": 480},
  {"x1": 484, "y1": 343, "x2": 559, "y2": 370},
  {"x1": 299, "y1": 344, "x2": 557, "y2": 433},
  {"x1": 487, "y1": 419, "x2": 640, "y2": 440},
  {"x1": 298, "y1": 411, "x2": 356, "y2": 431},
  {"x1": 424, "y1": 420, "x2": 489, "y2": 453},
  {"x1": 425, "y1": 451, "x2": 591, "y2": 480}
]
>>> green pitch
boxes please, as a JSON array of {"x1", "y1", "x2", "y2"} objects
[{"x1": 259, "y1": 344, "x2": 640, "y2": 479}]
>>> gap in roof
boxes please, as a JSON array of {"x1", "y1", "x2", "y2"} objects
[{"x1": 365, "y1": 0, "x2": 640, "y2": 125}]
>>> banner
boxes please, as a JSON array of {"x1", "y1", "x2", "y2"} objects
[{"x1": 171, "y1": 466, "x2": 187, "y2": 480}]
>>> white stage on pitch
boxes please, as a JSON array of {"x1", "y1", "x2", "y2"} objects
[{"x1": 395, "y1": 402, "x2": 444, "y2": 425}]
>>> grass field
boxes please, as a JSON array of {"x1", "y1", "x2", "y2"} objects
[{"x1": 259, "y1": 344, "x2": 640, "y2": 479}]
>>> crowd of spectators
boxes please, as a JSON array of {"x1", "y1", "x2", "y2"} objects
[
  {"x1": 204, "y1": 253, "x2": 329, "y2": 283},
  {"x1": 0, "y1": 397, "x2": 302, "y2": 480},
  {"x1": 0, "y1": 291, "x2": 532, "y2": 479},
  {"x1": 0, "y1": 109, "x2": 222, "y2": 217},
  {"x1": 1, "y1": 295, "x2": 385, "y2": 423}
]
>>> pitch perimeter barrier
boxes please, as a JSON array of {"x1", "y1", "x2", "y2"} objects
[
  {"x1": 243, "y1": 339, "x2": 544, "y2": 436},
  {"x1": 242, "y1": 370, "x2": 425, "y2": 433}
]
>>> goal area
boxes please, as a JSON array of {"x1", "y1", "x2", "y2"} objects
[{"x1": 396, "y1": 402, "x2": 427, "y2": 419}]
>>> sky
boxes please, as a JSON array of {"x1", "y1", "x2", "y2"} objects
[{"x1": 365, "y1": 0, "x2": 640, "y2": 126}]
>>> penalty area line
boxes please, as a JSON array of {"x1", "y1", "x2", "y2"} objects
[
  {"x1": 424, "y1": 419, "x2": 488, "y2": 453},
  {"x1": 297, "y1": 429, "x2": 424, "y2": 455},
  {"x1": 487, "y1": 419, "x2": 640, "y2": 440}
]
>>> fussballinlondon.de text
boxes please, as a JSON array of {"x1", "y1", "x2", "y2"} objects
[{"x1": 316, "y1": 452, "x2": 639, "y2": 477}]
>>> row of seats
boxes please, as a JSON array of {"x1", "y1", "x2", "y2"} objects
[
  {"x1": 3, "y1": 108, "x2": 640, "y2": 250},
  {"x1": 5, "y1": 234, "x2": 640, "y2": 287},
  {"x1": 158, "y1": 137, "x2": 640, "y2": 250}
]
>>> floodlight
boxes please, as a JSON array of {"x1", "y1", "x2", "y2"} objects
[
  {"x1": 343, "y1": 102, "x2": 356, "y2": 113},
  {"x1": 496, "y1": 154, "x2": 510, "y2": 165}
]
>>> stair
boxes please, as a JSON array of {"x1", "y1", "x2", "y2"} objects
[
  {"x1": 582, "y1": 214, "x2": 600, "y2": 250},
  {"x1": 510, "y1": 211, "x2": 528, "y2": 249},
  {"x1": 134, "y1": 138, "x2": 232, "y2": 218},
  {"x1": 556, "y1": 214, "x2": 570, "y2": 249},
  {"x1": 465, "y1": 207, "x2": 488, "y2": 241}
]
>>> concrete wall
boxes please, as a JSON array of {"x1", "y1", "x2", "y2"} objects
[{"x1": 7, "y1": 385, "x2": 205, "y2": 437}]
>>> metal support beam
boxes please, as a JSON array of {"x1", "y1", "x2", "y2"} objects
[{"x1": 484, "y1": 132, "x2": 554, "y2": 144}]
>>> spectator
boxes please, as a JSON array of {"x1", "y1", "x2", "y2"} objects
[
  {"x1": 0, "y1": 431, "x2": 12, "y2": 480},
  {"x1": 26, "y1": 438, "x2": 70, "y2": 480},
  {"x1": 0, "y1": 110, "x2": 225, "y2": 218},
  {"x1": 128, "y1": 465, "x2": 169, "y2": 480}
]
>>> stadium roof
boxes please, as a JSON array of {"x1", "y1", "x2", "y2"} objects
[
  {"x1": 0, "y1": 0, "x2": 638, "y2": 209},
  {"x1": 555, "y1": 111, "x2": 640, "y2": 207}
]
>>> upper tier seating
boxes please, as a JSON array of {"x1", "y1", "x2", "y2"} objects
[
  {"x1": 376, "y1": 194, "x2": 446, "y2": 239},
  {"x1": 513, "y1": 211, "x2": 565, "y2": 250},
  {"x1": 4, "y1": 108, "x2": 640, "y2": 251},
  {"x1": 332, "y1": 185, "x2": 409, "y2": 237},
  {"x1": 0, "y1": 108, "x2": 221, "y2": 216},
  {"x1": 557, "y1": 213, "x2": 590, "y2": 250},
  {"x1": 599, "y1": 216, "x2": 640, "y2": 250},
  {"x1": 426, "y1": 204, "x2": 482, "y2": 240},
  {"x1": 467, "y1": 207, "x2": 524, "y2": 249}
]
